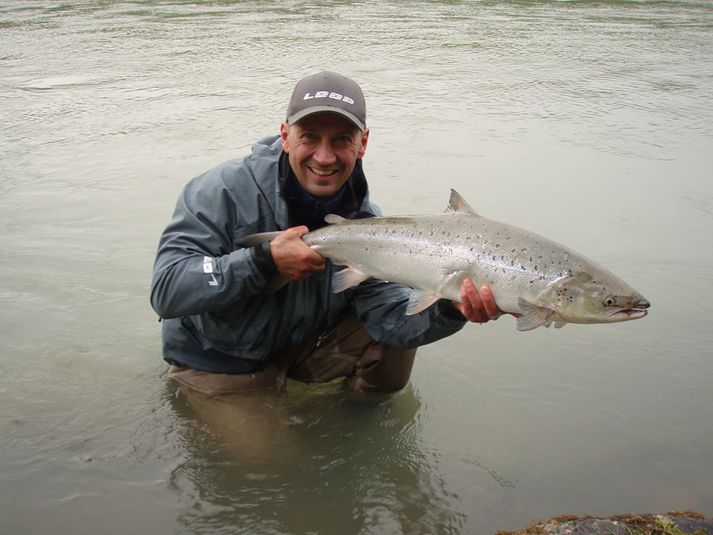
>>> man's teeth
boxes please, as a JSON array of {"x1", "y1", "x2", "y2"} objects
[{"x1": 310, "y1": 167, "x2": 336, "y2": 176}]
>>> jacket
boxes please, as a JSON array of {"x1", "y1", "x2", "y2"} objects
[{"x1": 150, "y1": 135, "x2": 466, "y2": 373}]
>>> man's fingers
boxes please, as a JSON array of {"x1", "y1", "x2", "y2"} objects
[
  {"x1": 454, "y1": 279, "x2": 506, "y2": 324},
  {"x1": 458, "y1": 279, "x2": 486, "y2": 323},
  {"x1": 479, "y1": 285, "x2": 501, "y2": 319},
  {"x1": 270, "y1": 226, "x2": 326, "y2": 279}
]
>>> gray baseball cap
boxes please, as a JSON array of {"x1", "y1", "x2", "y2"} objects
[{"x1": 286, "y1": 71, "x2": 366, "y2": 131}]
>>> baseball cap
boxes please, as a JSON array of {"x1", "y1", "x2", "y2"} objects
[{"x1": 286, "y1": 71, "x2": 366, "y2": 131}]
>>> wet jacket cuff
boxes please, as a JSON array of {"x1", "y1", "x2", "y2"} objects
[{"x1": 250, "y1": 242, "x2": 279, "y2": 280}]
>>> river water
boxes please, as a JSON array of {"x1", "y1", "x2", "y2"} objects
[{"x1": 1, "y1": 1, "x2": 712, "y2": 533}]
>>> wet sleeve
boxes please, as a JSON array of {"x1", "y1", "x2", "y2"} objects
[
  {"x1": 150, "y1": 176, "x2": 276, "y2": 319},
  {"x1": 350, "y1": 279, "x2": 467, "y2": 349}
]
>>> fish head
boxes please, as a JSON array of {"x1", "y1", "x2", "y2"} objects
[{"x1": 548, "y1": 271, "x2": 651, "y2": 324}]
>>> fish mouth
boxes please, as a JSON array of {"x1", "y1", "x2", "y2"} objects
[{"x1": 611, "y1": 299, "x2": 651, "y2": 320}]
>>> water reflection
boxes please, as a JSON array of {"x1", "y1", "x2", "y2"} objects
[{"x1": 165, "y1": 380, "x2": 465, "y2": 534}]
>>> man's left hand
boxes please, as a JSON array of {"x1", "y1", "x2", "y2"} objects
[{"x1": 452, "y1": 279, "x2": 505, "y2": 324}]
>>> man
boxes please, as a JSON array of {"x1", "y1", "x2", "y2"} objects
[{"x1": 151, "y1": 71, "x2": 503, "y2": 397}]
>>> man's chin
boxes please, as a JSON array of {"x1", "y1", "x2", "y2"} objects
[
  {"x1": 308, "y1": 186, "x2": 338, "y2": 197},
  {"x1": 303, "y1": 178, "x2": 345, "y2": 197}
]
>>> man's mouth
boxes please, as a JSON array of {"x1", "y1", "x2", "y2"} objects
[{"x1": 308, "y1": 166, "x2": 338, "y2": 177}]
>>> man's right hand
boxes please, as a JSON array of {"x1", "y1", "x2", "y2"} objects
[{"x1": 269, "y1": 226, "x2": 326, "y2": 281}]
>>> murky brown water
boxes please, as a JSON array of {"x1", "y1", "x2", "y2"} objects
[{"x1": 2, "y1": 1, "x2": 712, "y2": 533}]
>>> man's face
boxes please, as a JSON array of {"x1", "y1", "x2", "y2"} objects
[{"x1": 280, "y1": 112, "x2": 369, "y2": 198}]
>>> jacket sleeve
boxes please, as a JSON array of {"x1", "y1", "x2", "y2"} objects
[
  {"x1": 150, "y1": 173, "x2": 275, "y2": 319},
  {"x1": 350, "y1": 279, "x2": 467, "y2": 348}
]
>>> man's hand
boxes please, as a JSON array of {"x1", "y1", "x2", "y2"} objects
[
  {"x1": 453, "y1": 278, "x2": 505, "y2": 323},
  {"x1": 270, "y1": 226, "x2": 326, "y2": 280}
]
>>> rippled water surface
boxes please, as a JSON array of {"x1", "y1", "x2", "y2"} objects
[{"x1": 2, "y1": 1, "x2": 712, "y2": 533}]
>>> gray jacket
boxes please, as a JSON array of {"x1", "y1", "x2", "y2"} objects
[{"x1": 150, "y1": 135, "x2": 466, "y2": 373}]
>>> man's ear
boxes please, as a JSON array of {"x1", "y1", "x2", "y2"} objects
[
  {"x1": 280, "y1": 122, "x2": 290, "y2": 152},
  {"x1": 357, "y1": 128, "x2": 370, "y2": 159}
]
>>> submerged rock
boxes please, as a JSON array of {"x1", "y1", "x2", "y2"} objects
[{"x1": 497, "y1": 511, "x2": 713, "y2": 535}]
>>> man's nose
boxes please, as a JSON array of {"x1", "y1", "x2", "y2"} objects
[{"x1": 313, "y1": 140, "x2": 337, "y2": 166}]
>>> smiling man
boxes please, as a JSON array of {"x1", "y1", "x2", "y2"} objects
[
  {"x1": 281, "y1": 113, "x2": 367, "y2": 197},
  {"x1": 151, "y1": 71, "x2": 502, "y2": 397}
]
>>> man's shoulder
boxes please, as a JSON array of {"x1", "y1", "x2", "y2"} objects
[
  {"x1": 188, "y1": 135, "x2": 282, "y2": 190},
  {"x1": 246, "y1": 135, "x2": 282, "y2": 179},
  {"x1": 252, "y1": 134, "x2": 282, "y2": 153}
]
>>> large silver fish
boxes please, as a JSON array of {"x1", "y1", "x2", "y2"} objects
[{"x1": 246, "y1": 190, "x2": 650, "y2": 331}]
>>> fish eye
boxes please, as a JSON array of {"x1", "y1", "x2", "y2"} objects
[{"x1": 604, "y1": 296, "x2": 615, "y2": 306}]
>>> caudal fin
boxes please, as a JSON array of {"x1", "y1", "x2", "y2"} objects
[{"x1": 238, "y1": 232, "x2": 282, "y2": 246}]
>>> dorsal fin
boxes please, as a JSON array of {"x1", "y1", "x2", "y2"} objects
[
  {"x1": 324, "y1": 214, "x2": 347, "y2": 224},
  {"x1": 445, "y1": 189, "x2": 479, "y2": 215}
]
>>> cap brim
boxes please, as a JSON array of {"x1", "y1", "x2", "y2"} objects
[{"x1": 287, "y1": 105, "x2": 366, "y2": 131}]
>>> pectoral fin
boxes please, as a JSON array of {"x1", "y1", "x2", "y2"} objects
[
  {"x1": 405, "y1": 289, "x2": 440, "y2": 315},
  {"x1": 332, "y1": 266, "x2": 370, "y2": 293},
  {"x1": 516, "y1": 298, "x2": 555, "y2": 331}
]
